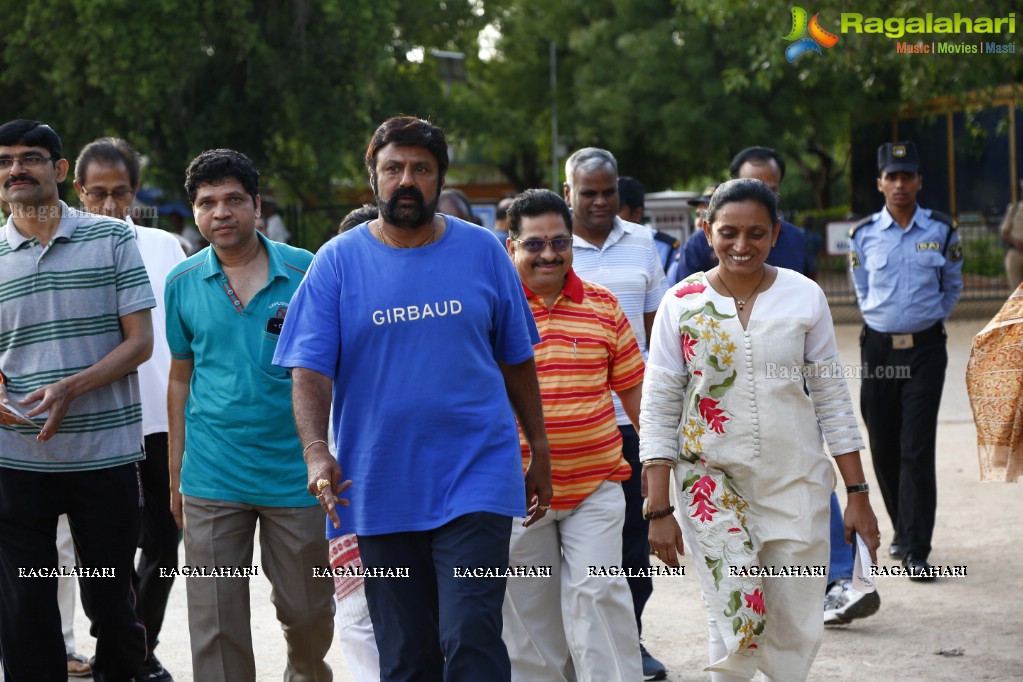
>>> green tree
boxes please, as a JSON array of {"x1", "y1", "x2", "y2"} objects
[
  {"x1": 478, "y1": 0, "x2": 1021, "y2": 206},
  {"x1": 0, "y1": 0, "x2": 395, "y2": 207}
]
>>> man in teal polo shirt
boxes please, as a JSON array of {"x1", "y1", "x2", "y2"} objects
[{"x1": 165, "y1": 149, "x2": 333, "y2": 681}]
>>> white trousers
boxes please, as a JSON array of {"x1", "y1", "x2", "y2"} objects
[
  {"x1": 502, "y1": 480, "x2": 641, "y2": 682},
  {"x1": 708, "y1": 613, "x2": 752, "y2": 682},
  {"x1": 56, "y1": 514, "x2": 77, "y2": 654},
  {"x1": 336, "y1": 612, "x2": 379, "y2": 682}
]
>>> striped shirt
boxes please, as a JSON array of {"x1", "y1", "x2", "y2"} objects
[
  {"x1": 0, "y1": 203, "x2": 155, "y2": 471},
  {"x1": 519, "y1": 270, "x2": 644, "y2": 509},
  {"x1": 572, "y1": 217, "x2": 668, "y2": 425}
]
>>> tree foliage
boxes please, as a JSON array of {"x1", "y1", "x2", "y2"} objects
[
  {"x1": 0, "y1": 0, "x2": 1018, "y2": 214},
  {"x1": 0, "y1": 0, "x2": 409, "y2": 204},
  {"x1": 484, "y1": 0, "x2": 1021, "y2": 206}
]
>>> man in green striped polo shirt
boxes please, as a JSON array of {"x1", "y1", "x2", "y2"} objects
[{"x1": 0, "y1": 119, "x2": 155, "y2": 682}]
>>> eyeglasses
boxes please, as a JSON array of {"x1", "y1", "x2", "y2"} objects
[
  {"x1": 79, "y1": 188, "x2": 134, "y2": 201},
  {"x1": 513, "y1": 237, "x2": 573, "y2": 253},
  {"x1": 0, "y1": 154, "x2": 58, "y2": 170}
]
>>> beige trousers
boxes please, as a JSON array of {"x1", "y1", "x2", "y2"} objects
[{"x1": 183, "y1": 496, "x2": 335, "y2": 682}]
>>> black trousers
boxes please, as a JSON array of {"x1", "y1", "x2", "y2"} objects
[
  {"x1": 860, "y1": 325, "x2": 947, "y2": 562},
  {"x1": 0, "y1": 462, "x2": 147, "y2": 682},
  {"x1": 135, "y1": 432, "x2": 181, "y2": 653},
  {"x1": 360, "y1": 512, "x2": 512, "y2": 682},
  {"x1": 619, "y1": 425, "x2": 653, "y2": 637}
]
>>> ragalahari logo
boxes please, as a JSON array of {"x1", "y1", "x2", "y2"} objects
[{"x1": 783, "y1": 7, "x2": 840, "y2": 62}]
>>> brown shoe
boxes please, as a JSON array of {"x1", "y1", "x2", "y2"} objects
[{"x1": 67, "y1": 651, "x2": 92, "y2": 677}]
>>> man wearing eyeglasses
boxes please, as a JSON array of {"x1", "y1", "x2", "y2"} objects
[
  {"x1": 0, "y1": 119, "x2": 155, "y2": 682},
  {"x1": 503, "y1": 189, "x2": 644, "y2": 680},
  {"x1": 565, "y1": 147, "x2": 669, "y2": 680},
  {"x1": 73, "y1": 137, "x2": 185, "y2": 682}
]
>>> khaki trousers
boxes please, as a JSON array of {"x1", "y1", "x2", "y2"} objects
[{"x1": 183, "y1": 496, "x2": 334, "y2": 682}]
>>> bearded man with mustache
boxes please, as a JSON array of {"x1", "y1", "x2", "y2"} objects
[{"x1": 274, "y1": 116, "x2": 552, "y2": 682}]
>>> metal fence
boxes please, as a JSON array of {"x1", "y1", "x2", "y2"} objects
[{"x1": 820, "y1": 212, "x2": 1012, "y2": 323}]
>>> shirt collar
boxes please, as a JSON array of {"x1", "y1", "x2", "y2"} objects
[
  {"x1": 521, "y1": 268, "x2": 584, "y2": 305},
  {"x1": 200, "y1": 231, "x2": 285, "y2": 280},
  {"x1": 4, "y1": 200, "x2": 78, "y2": 249},
  {"x1": 572, "y1": 216, "x2": 630, "y2": 251},
  {"x1": 878, "y1": 205, "x2": 923, "y2": 231}
]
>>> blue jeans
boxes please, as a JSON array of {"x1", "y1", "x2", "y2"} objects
[
  {"x1": 360, "y1": 512, "x2": 513, "y2": 682},
  {"x1": 828, "y1": 492, "x2": 854, "y2": 583}
]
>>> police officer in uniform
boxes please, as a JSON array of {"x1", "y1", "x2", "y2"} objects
[
  {"x1": 849, "y1": 141, "x2": 963, "y2": 580},
  {"x1": 618, "y1": 175, "x2": 680, "y2": 273}
]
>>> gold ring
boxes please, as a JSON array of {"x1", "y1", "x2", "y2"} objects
[
  {"x1": 315, "y1": 478, "x2": 331, "y2": 493},
  {"x1": 654, "y1": 550, "x2": 660, "y2": 557},
  {"x1": 538, "y1": 504, "x2": 550, "y2": 511}
]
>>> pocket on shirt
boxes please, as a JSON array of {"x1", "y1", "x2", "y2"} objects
[
  {"x1": 913, "y1": 251, "x2": 946, "y2": 270},
  {"x1": 863, "y1": 251, "x2": 889, "y2": 272},
  {"x1": 571, "y1": 336, "x2": 611, "y2": 363},
  {"x1": 863, "y1": 252, "x2": 896, "y2": 295},
  {"x1": 259, "y1": 331, "x2": 283, "y2": 373}
]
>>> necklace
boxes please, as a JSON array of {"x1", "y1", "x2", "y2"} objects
[
  {"x1": 716, "y1": 268, "x2": 768, "y2": 311},
  {"x1": 376, "y1": 221, "x2": 437, "y2": 248}
]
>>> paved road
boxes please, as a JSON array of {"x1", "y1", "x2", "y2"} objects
[{"x1": 58, "y1": 318, "x2": 1022, "y2": 681}]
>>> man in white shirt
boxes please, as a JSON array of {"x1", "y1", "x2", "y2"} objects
[
  {"x1": 74, "y1": 137, "x2": 185, "y2": 682},
  {"x1": 263, "y1": 198, "x2": 291, "y2": 243}
]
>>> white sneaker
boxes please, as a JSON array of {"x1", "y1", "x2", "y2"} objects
[{"x1": 824, "y1": 579, "x2": 880, "y2": 625}]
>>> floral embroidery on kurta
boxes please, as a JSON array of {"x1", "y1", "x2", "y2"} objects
[{"x1": 674, "y1": 275, "x2": 766, "y2": 656}]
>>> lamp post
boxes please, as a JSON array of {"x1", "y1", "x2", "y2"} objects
[{"x1": 430, "y1": 49, "x2": 466, "y2": 96}]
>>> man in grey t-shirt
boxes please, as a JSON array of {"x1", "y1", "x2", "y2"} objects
[{"x1": 0, "y1": 119, "x2": 154, "y2": 682}]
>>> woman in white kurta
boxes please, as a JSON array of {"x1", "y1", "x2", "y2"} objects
[{"x1": 640, "y1": 179, "x2": 880, "y2": 681}]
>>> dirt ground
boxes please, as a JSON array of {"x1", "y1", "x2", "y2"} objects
[{"x1": 59, "y1": 318, "x2": 1021, "y2": 681}]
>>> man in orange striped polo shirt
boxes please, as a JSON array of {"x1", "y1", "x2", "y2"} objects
[{"x1": 502, "y1": 189, "x2": 644, "y2": 681}]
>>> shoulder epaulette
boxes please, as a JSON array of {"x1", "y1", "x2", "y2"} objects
[
  {"x1": 848, "y1": 215, "x2": 875, "y2": 239},
  {"x1": 930, "y1": 210, "x2": 957, "y2": 230},
  {"x1": 653, "y1": 230, "x2": 680, "y2": 250}
]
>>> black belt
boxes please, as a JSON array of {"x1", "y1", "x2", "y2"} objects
[{"x1": 863, "y1": 323, "x2": 944, "y2": 350}]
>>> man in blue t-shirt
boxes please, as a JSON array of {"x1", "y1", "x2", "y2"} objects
[
  {"x1": 274, "y1": 116, "x2": 552, "y2": 682},
  {"x1": 165, "y1": 149, "x2": 333, "y2": 681},
  {"x1": 669, "y1": 147, "x2": 808, "y2": 285}
]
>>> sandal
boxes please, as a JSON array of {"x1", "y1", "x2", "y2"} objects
[{"x1": 67, "y1": 651, "x2": 92, "y2": 677}]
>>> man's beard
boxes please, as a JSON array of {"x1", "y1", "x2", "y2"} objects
[{"x1": 377, "y1": 186, "x2": 438, "y2": 230}]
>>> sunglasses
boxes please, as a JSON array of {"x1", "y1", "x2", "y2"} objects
[{"x1": 513, "y1": 237, "x2": 573, "y2": 253}]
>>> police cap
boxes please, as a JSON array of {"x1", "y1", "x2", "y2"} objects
[{"x1": 877, "y1": 141, "x2": 919, "y2": 175}]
